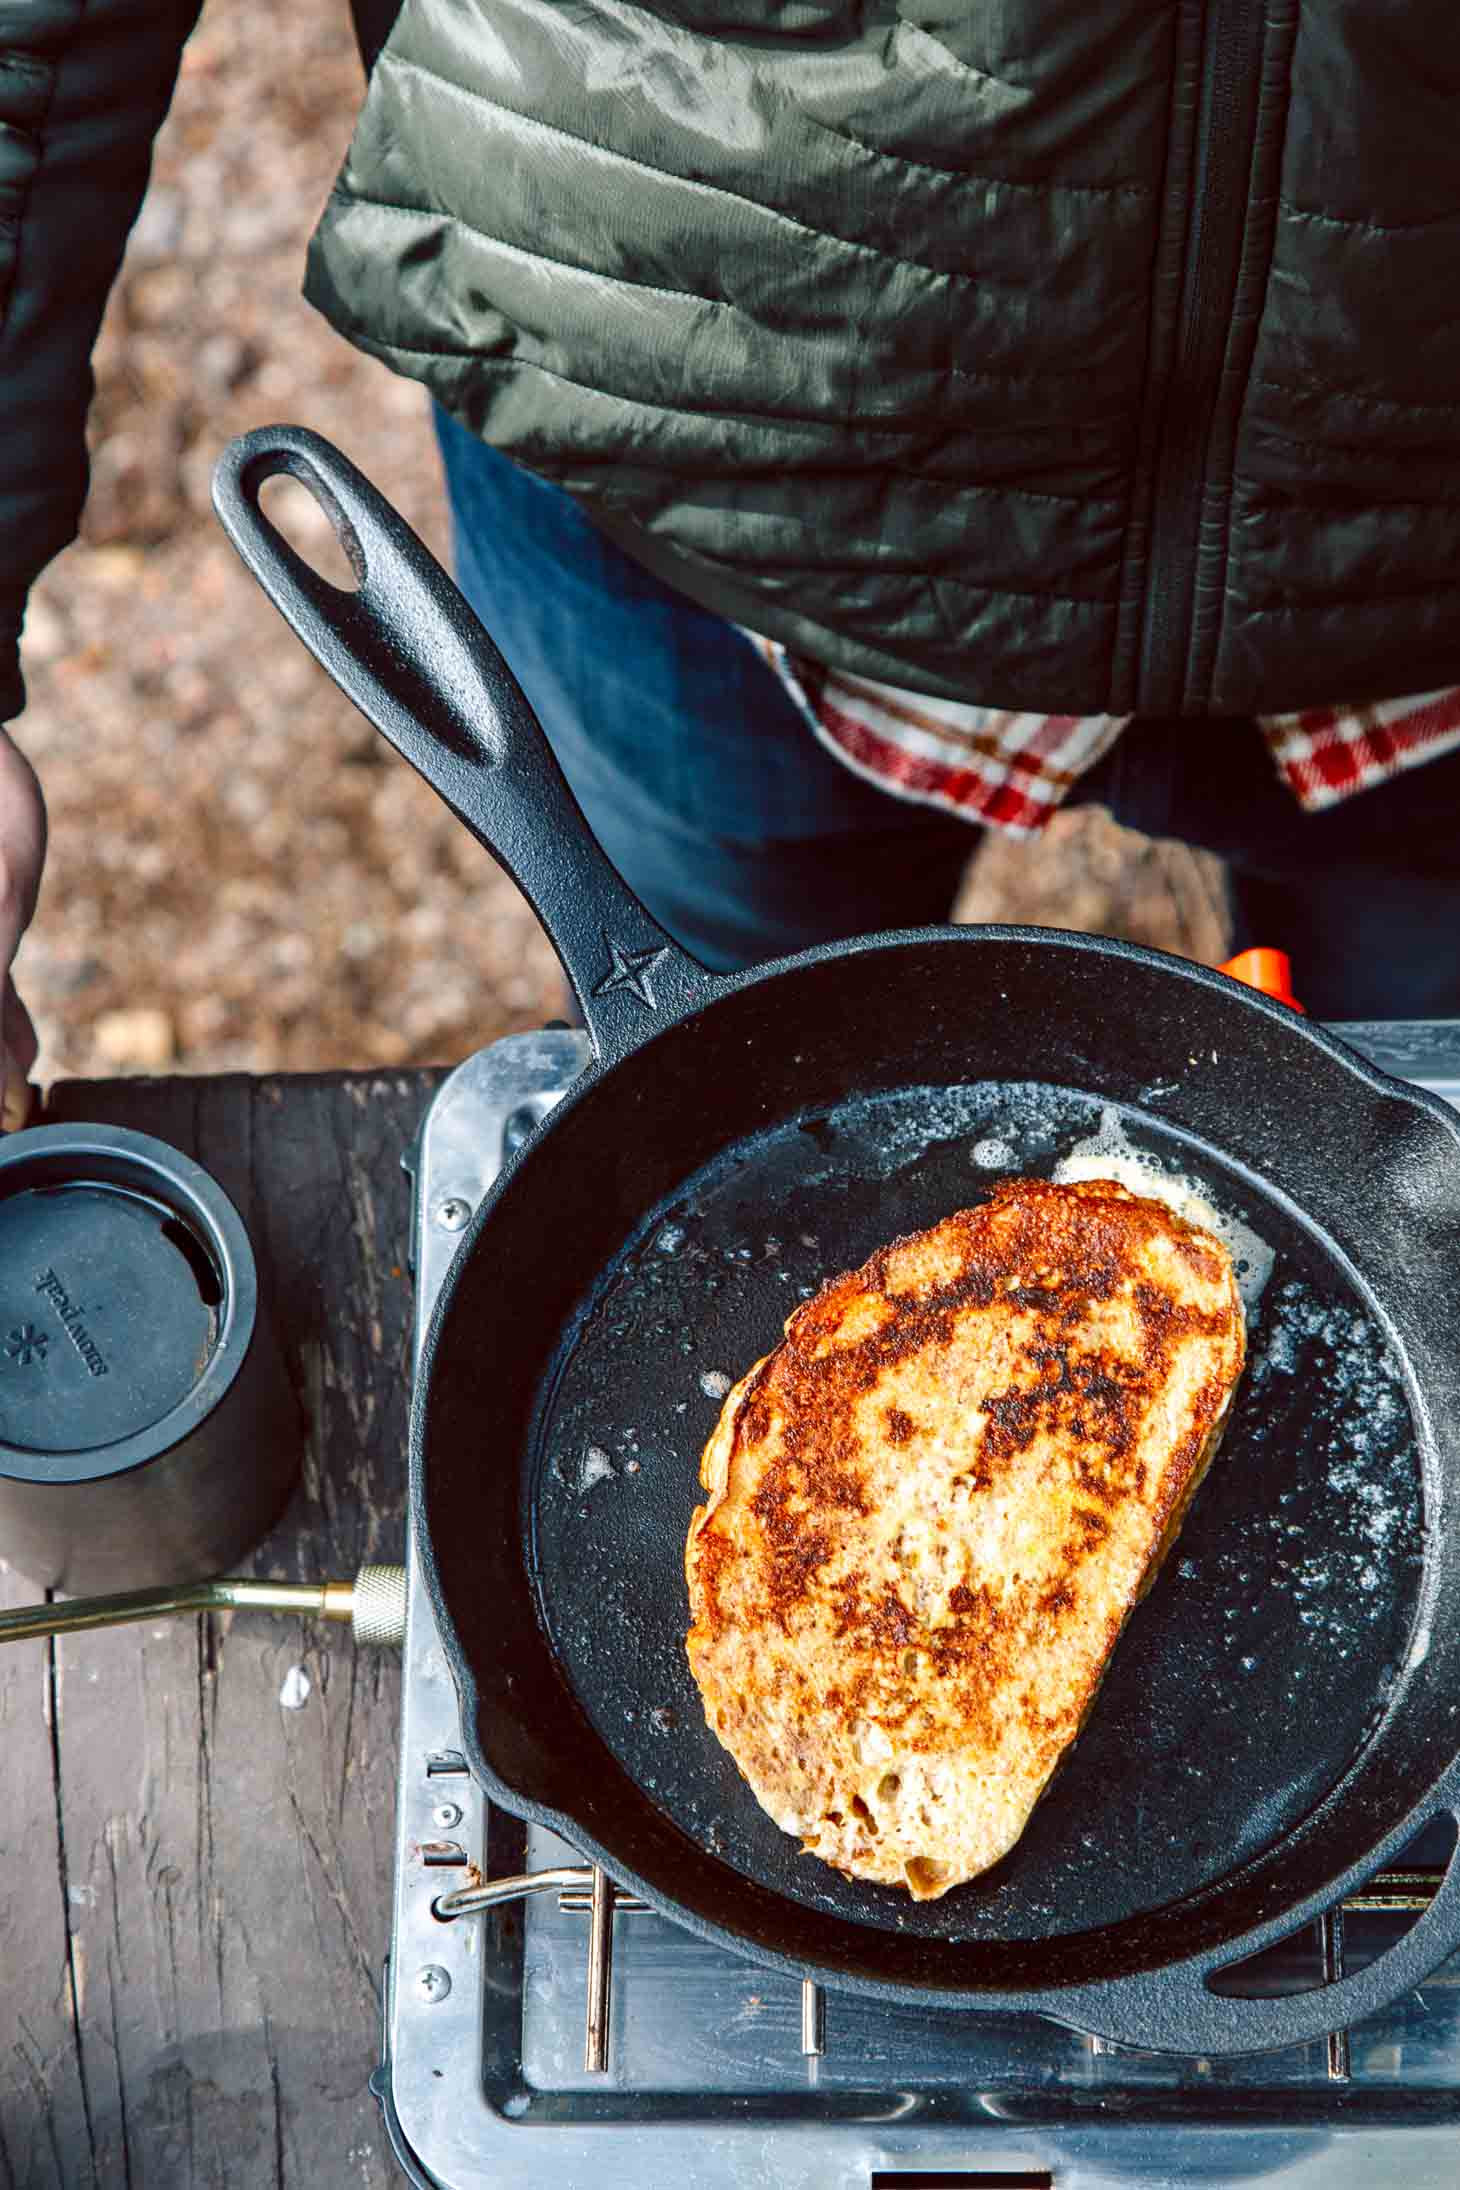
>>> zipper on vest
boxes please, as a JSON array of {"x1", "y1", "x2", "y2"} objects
[{"x1": 1136, "y1": 1, "x2": 1268, "y2": 714}]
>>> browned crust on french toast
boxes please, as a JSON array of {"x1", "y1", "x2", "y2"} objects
[{"x1": 684, "y1": 1178, "x2": 1245, "y2": 1899}]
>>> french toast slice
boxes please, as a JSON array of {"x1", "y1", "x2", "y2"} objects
[{"x1": 685, "y1": 1178, "x2": 1245, "y2": 1900}]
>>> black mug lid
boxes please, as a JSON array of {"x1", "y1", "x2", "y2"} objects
[{"x1": 0, "y1": 1127, "x2": 256, "y2": 1483}]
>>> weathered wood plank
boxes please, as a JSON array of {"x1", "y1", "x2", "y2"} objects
[
  {"x1": 3, "y1": 1071, "x2": 439, "y2": 2188},
  {"x1": 0, "y1": 1569, "x2": 97, "y2": 2190}
]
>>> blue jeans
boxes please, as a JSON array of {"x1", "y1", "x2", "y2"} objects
[{"x1": 436, "y1": 408, "x2": 1460, "y2": 1015}]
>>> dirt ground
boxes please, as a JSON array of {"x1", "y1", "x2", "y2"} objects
[{"x1": 15, "y1": 0, "x2": 1230, "y2": 1088}]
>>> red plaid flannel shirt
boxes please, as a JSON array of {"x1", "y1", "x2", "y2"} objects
[{"x1": 746, "y1": 641, "x2": 1460, "y2": 837}]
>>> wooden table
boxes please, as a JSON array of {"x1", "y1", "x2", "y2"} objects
[{"x1": 1, "y1": 1070, "x2": 442, "y2": 2190}]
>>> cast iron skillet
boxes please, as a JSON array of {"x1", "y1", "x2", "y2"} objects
[{"x1": 214, "y1": 426, "x2": 1460, "y2": 2056}]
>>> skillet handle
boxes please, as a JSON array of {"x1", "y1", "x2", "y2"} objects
[
  {"x1": 211, "y1": 425, "x2": 718, "y2": 1067},
  {"x1": 1056, "y1": 1801, "x2": 1460, "y2": 2056}
]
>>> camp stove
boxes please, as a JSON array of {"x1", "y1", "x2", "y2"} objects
[{"x1": 376, "y1": 1023, "x2": 1460, "y2": 2189}]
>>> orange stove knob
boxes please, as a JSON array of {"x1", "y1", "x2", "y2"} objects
[{"x1": 1219, "y1": 946, "x2": 1305, "y2": 1013}]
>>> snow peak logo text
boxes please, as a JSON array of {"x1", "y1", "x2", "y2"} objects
[{"x1": 34, "y1": 1269, "x2": 110, "y2": 1378}]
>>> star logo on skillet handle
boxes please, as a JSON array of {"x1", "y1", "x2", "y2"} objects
[
  {"x1": 591, "y1": 936, "x2": 671, "y2": 1011},
  {"x1": 5, "y1": 1324, "x2": 48, "y2": 1367}
]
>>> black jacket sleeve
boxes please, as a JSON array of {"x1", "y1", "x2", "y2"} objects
[{"x1": 0, "y1": 0, "x2": 201, "y2": 723}]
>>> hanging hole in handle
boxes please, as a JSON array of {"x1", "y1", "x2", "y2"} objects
[{"x1": 258, "y1": 468, "x2": 364, "y2": 592}]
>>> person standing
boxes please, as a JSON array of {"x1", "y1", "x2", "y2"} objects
[{"x1": 4, "y1": 0, "x2": 1460, "y2": 1127}]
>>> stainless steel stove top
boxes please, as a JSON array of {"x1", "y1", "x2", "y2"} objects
[{"x1": 376, "y1": 1023, "x2": 1460, "y2": 2189}]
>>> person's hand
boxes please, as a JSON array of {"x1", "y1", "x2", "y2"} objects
[{"x1": 0, "y1": 726, "x2": 46, "y2": 1131}]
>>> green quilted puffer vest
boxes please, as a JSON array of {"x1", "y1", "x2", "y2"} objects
[{"x1": 309, "y1": 0, "x2": 1460, "y2": 716}]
